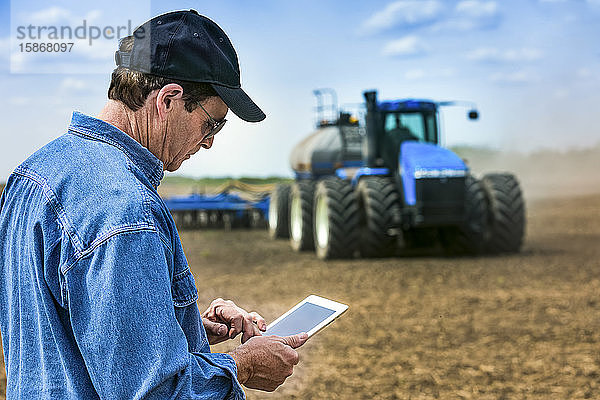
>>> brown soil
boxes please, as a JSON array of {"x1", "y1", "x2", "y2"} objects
[{"x1": 1, "y1": 193, "x2": 599, "y2": 399}]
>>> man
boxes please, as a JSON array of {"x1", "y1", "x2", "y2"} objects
[{"x1": 0, "y1": 10, "x2": 306, "y2": 399}]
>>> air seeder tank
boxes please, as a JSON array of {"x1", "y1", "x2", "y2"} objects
[{"x1": 288, "y1": 113, "x2": 364, "y2": 178}]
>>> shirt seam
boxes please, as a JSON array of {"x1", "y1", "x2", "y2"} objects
[
  {"x1": 11, "y1": 168, "x2": 165, "y2": 307},
  {"x1": 68, "y1": 127, "x2": 163, "y2": 187},
  {"x1": 12, "y1": 167, "x2": 84, "y2": 253},
  {"x1": 173, "y1": 268, "x2": 191, "y2": 280},
  {"x1": 128, "y1": 160, "x2": 155, "y2": 227},
  {"x1": 60, "y1": 225, "x2": 157, "y2": 276},
  {"x1": 172, "y1": 268, "x2": 197, "y2": 307},
  {"x1": 158, "y1": 231, "x2": 174, "y2": 256}
]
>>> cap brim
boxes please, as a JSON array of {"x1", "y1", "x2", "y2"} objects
[{"x1": 211, "y1": 84, "x2": 266, "y2": 122}]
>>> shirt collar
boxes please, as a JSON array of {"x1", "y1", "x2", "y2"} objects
[{"x1": 67, "y1": 111, "x2": 164, "y2": 187}]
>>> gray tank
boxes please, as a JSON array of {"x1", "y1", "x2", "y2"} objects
[{"x1": 289, "y1": 124, "x2": 364, "y2": 177}]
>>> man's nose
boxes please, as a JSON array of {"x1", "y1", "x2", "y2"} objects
[{"x1": 201, "y1": 135, "x2": 214, "y2": 149}]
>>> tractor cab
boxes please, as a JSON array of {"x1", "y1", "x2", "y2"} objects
[
  {"x1": 376, "y1": 100, "x2": 439, "y2": 174},
  {"x1": 379, "y1": 100, "x2": 439, "y2": 144}
]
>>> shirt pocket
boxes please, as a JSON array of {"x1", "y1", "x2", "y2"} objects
[{"x1": 171, "y1": 268, "x2": 198, "y2": 307}]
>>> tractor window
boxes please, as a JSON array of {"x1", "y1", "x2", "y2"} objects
[
  {"x1": 384, "y1": 112, "x2": 437, "y2": 144},
  {"x1": 425, "y1": 113, "x2": 437, "y2": 143}
]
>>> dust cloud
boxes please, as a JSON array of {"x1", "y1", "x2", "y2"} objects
[{"x1": 453, "y1": 144, "x2": 600, "y2": 200}]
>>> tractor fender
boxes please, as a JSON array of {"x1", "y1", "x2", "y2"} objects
[{"x1": 349, "y1": 167, "x2": 390, "y2": 187}]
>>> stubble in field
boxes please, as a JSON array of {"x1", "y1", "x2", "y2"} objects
[{"x1": 189, "y1": 194, "x2": 600, "y2": 399}]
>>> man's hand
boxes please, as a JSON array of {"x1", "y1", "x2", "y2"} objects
[
  {"x1": 202, "y1": 298, "x2": 267, "y2": 345},
  {"x1": 229, "y1": 333, "x2": 309, "y2": 392}
]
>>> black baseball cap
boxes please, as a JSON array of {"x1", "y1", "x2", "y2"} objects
[{"x1": 115, "y1": 10, "x2": 266, "y2": 122}]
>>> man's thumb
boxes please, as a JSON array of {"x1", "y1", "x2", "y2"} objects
[
  {"x1": 204, "y1": 319, "x2": 228, "y2": 336},
  {"x1": 282, "y1": 332, "x2": 309, "y2": 349}
]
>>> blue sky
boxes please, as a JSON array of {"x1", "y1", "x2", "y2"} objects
[{"x1": 1, "y1": 0, "x2": 599, "y2": 180}]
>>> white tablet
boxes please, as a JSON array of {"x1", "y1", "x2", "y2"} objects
[{"x1": 264, "y1": 295, "x2": 348, "y2": 338}]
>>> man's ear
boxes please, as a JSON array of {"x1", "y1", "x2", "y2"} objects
[{"x1": 156, "y1": 83, "x2": 184, "y2": 121}]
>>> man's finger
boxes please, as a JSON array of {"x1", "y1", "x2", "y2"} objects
[
  {"x1": 249, "y1": 311, "x2": 267, "y2": 331},
  {"x1": 215, "y1": 306, "x2": 244, "y2": 339},
  {"x1": 225, "y1": 312, "x2": 244, "y2": 339},
  {"x1": 202, "y1": 298, "x2": 227, "y2": 320},
  {"x1": 241, "y1": 315, "x2": 262, "y2": 343},
  {"x1": 242, "y1": 315, "x2": 254, "y2": 339},
  {"x1": 203, "y1": 319, "x2": 228, "y2": 337},
  {"x1": 281, "y1": 333, "x2": 309, "y2": 349}
]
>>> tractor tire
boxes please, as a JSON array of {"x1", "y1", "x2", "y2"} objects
[
  {"x1": 268, "y1": 184, "x2": 291, "y2": 239},
  {"x1": 289, "y1": 181, "x2": 315, "y2": 251},
  {"x1": 439, "y1": 175, "x2": 487, "y2": 255},
  {"x1": 313, "y1": 178, "x2": 360, "y2": 260},
  {"x1": 239, "y1": 211, "x2": 252, "y2": 229},
  {"x1": 482, "y1": 173, "x2": 525, "y2": 253},
  {"x1": 181, "y1": 211, "x2": 194, "y2": 229},
  {"x1": 209, "y1": 211, "x2": 222, "y2": 229},
  {"x1": 249, "y1": 210, "x2": 267, "y2": 229},
  {"x1": 198, "y1": 211, "x2": 210, "y2": 228},
  {"x1": 222, "y1": 211, "x2": 234, "y2": 231},
  {"x1": 356, "y1": 177, "x2": 401, "y2": 257}
]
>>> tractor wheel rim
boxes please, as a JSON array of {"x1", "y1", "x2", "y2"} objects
[
  {"x1": 290, "y1": 195, "x2": 302, "y2": 242},
  {"x1": 315, "y1": 195, "x2": 329, "y2": 249},
  {"x1": 268, "y1": 197, "x2": 277, "y2": 230}
]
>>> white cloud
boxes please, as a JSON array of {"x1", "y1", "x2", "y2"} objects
[
  {"x1": 553, "y1": 88, "x2": 569, "y2": 98},
  {"x1": 576, "y1": 67, "x2": 599, "y2": 82},
  {"x1": 577, "y1": 67, "x2": 592, "y2": 78},
  {"x1": 434, "y1": 0, "x2": 501, "y2": 31},
  {"x1": 540, "y1": 0, "x2": 600, "y2": 5},
  {"x1": 382, "y1": 35, "x2": 427, "y2": 57},
  {"x1": 456, "y1": 0, "x2": 499, "y2": 18},
  {"x1": 59, "y1": 78, "x2": 89, "y2": 93},
  {"x1": 10, "y1": 52, "x2": 26, "y2": 73},
  {"x1": 361, "y1": 0, "x2": 501, "y2": 36},
  {"x1": 402, "y1": 68, "x2": 456, "y2": 80},
  {"x1": 490, "y1": 70, "x2": 540, "y2": 84},
  {"x1": 404, "y1": 69, "x2": 426, "y2": 80},
  {"x1": 361, "y1": 0, "x2": 444, "y2": 34},
  {"x1": 30, "y1": 7, "x2": 72, "y2": 25},
  {"x1": 467, "y1": 47, "x2": 543, "y2": 63},
  {"x1": 8, "y1": 97, "x2": 31, "y2": 106},
  {"x1": 29, "y1": 7, "x2": 104, "y2": 26},
  {"x1": 86, "y1": 10, "x2": 104, "y2": 24},
  {"x1": 0, "y1": 37, "x2": 9, "y2": 61}
]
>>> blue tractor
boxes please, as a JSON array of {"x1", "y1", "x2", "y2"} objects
[{"x1": 268, "y1": 89, "x2": 525, "y2": 259}]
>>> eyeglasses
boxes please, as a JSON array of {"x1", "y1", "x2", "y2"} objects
[{"x1": 197, "y1": 102, "x2": 227, "y2": 140}]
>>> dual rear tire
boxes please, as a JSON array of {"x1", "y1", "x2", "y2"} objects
[
  {"x1": 268, "y1": 184, "x2": 291, "y2": 239},
  {"x1": 313, "y1": 179, "x2": 360, "y2": 259},
  {"x1": 439, "y1": 175, "x2": 487, "y2": 255},
  {"x1": 481, "y1": 173, "x2": 525, "y2": 253},
  {"x1": 269, "y1": 172, "x2": 525, "y2": 258},
  {"x1": 289, "y1": 181, "x2": 315, "y2": 252},
  {"x1": 439, "y1": 173, "x2": 525, "y2": 255},
  {"x1": 269, "y1": 179, "x2": 361, "y2": 259},
  {"x1": 356, "y1": 177, "x2": 401, "y2": 257}
]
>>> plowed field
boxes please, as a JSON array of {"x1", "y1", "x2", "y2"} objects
[{"x1": 1, "y1": 193, "x2": 599, "y2": 399}]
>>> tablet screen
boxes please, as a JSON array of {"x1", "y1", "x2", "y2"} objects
[{"x1": 265, "y1": 302, "x2": 336, "y2": 337}]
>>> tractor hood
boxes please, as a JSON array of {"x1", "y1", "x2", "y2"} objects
[{"x1": 400, "y1": 141, "x2": 468, "y2": 206}]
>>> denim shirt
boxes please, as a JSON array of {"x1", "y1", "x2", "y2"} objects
[{"x1": 0, "y1": 112, "x2": 245, "y2": 399}]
